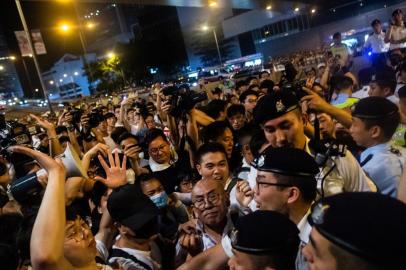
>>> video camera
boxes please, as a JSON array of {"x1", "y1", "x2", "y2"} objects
[{"x1": 162, "y1": 84, "x2": 207, "y2": 117}]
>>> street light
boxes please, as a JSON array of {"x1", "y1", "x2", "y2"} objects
[
  {"x1": 63, "y1": 73, "x2": 67, "y2": 78},
  {"x1": 74, "y1": 71, "x2": 79, "y2": 76},
  {"x1": 59, "y1": 23, "x2": 71, "y2": 32},
  {"x1": 49, "y1": 80, "x2": 54, "y2": 85},
  {"x1": 201, "y1": 25, "x2": 222, "y2": 66},
  {"x1": 10, "y1": 56, "x2": 16, "y2": 61},
  {"x1": 86, "y1": 22, "x2": 95, "y2": 29},
  {"x1": 0, "y1": 65, "x2": 4, "y2": 71},
  {"x1": 266, "y1": 5, "x2": 272, "y2": 10}
]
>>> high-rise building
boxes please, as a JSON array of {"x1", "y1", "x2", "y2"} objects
[{"x1": 0, "y1": 26, "x2": 23, "y2": 98}]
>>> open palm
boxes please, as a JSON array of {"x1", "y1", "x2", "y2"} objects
[{"x1": 95, "y1": 150, "x2": 127, "y2": 189}]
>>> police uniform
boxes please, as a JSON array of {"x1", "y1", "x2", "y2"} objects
[
  {"x1": 253, "y1": 91, "x2": 376, "y2": 197},
  {"x1": 352, "y1": 97, "x2": 405, "y2": 197},
  {"x1": 364, "y1": 20, "x2": 390, "y2": 67},
  {"x1": 252, "y1": 147, "x2": 319, "y2": 270},
  {"x1": 230, "y1": 211, "x2": 299, "y2": 265},
  {"x1": 308, "y1": 192, "x2": 406, "y2": 269}
]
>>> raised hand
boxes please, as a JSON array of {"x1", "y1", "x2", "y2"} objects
[
  {"x1": 95, "y1": 150, "x2": 127, "y2": 189},
  {"x1": 235, "y1": 180, "x2": 254, "y2": 208},
  {"x1": 30, "y1": 113, "x2": 55, "y2": 131}
]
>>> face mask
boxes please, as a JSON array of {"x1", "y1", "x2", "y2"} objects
[{"x1": 150, "y1": 191, "x2": 168, "y2": 209}]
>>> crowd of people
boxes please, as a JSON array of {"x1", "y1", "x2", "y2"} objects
[{"x1": 2, "y1": 7, "x2": 406, "y2": 270}]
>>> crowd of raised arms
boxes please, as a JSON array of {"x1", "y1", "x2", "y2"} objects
[{"x1": 2, "y1": 8, "x2": 406, "y2": 270}]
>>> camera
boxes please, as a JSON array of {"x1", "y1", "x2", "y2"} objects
[
  {"x1": 280, "y1": 79, "x2": 308, "y2": 100},
  {"x1": 162, "y1": 84, "x2": 207, "y2": 117}
]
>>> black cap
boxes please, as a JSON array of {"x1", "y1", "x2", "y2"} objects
[
  {"x1": 352, "y1": 96, "x2": 398, "y2": 119},
  {"x1": 398, "y1": 85, "x2": 406, "y2": 98},
  {"x1": 371, "y1": 19, "x2": 381, "y2": 26},
  {"x1": 231, "y1": 210, "x2": 299, "y2": 255},
  {"x1": 107, "y1": 184, "x2": 159, "y2": 232},
  {"x1": 253, "y1": 147, "x2": 319, "y2": 177},
  {"x1": 253, "y1": 91, "x2": 299, "y2": 124},
  {"x1": 308, "y1": 192, "x2": 406, "y2": 268}
]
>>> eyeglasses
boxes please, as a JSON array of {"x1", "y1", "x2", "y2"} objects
[
  {"x1": 149, "y1": 144, "x2": 167, "y2": 155},
  {"x1": 193, "y1": 192, "x2": 221, "y2": 210},
  {"x1": 256, "y1": 181, "x2": 292, "y2": 191},
  {"x1": 65, "y1": 220, "x2": 91, "y2": 242}
]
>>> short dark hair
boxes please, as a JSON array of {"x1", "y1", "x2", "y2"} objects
[
  {"x1": 236, "y1": 80, "x2": 248, "y2": 90},
  {"x1": 392, "y1": 9, "x2": 402, "y2": 17},
  {"x1": 259, "y1": 79, "x2": 275, "y2": 94},
  {"x1": 104, "y1": 112, "x2": 116, "y2": 119},
  {"x1": 239, "y1": 89, "x2": 258, "y2": 103},
  {"x1": 202, "y1": 121, "x2": 231, "y2": 144},
  {"x1": 246, "y1": 76, "x2": 257, "y2": 84},
  {"x1": 55, "y1": 125, "x2": 68, "y2": 135},
  {"x1": 333, "y1": 32, "x2": 341, "y2": 39},
  {"x1": 249, "y1": 130, "x2": 268, "y2": 158},
  {"x1": 371, "y1": 19, "x2": 381, "y2": 27},
  {"x1": 331, "y1": 75, "x2": 353, "y2": 92},
  {"x1": 329, "y1": 242, "x2": 387, "y2": 270},
  {"x1": 195, "y1": 142, "x2": 227, "y2": 164},
  {"x1": 227, "y1": 104, "x2": 245, "y2": 118},
  {"x1": 362, "y1": 113, "x2": 400, "y2": 140},
  {"x1": 204, "y1": 100, "x2": 227, "y2": 120},
  {"x1": 145, "y1": 128, "x2": 168, "y2": 146},
  {"x1": 110, "y1": 128, "x2": 133, "y2": 144},
  {"x1": 274, "y1": 173, "x2": 317, "y2": 203}
]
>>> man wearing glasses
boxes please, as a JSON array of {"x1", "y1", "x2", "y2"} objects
[{"x1": 176, "y1": 179, "x2": 233, "y2": 262}]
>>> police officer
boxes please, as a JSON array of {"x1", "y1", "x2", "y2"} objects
[
  {"x1": 243, "y1": 147, "x2": 319, "y2": 270},
  {"x1": 253, "y1": 91, "x2": 375, "y2": 197},
  {"x1": 303, "y1": 192, "x2": 406, "y2": 270},
  {"x1": 227, "y1": 210, "x2": 299, "y2": 270},
  {"x1": 350, "y1": 96, "x2": 405, "y2": 197}
]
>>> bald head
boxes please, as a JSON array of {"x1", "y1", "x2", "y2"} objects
[
  {"x1": 191, "y1": 179, "x2": 229, "y2": 226},
  {"x1": 192, "y1": 179, "x2": 225, "y2": 200}
]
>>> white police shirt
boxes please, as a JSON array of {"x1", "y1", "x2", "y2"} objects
[
  {"x1": 364, "y1": 31, "x2": 390, "y2": 53},
  {"x1": 304, "y1": 139, "x2": 376, "y2": 197},
  {"x1": 295, "y1": 209, "x2": 312, "y2": 270},
  {"x1": 360, "y1": 143, "x2": 406, "y2": 197}
]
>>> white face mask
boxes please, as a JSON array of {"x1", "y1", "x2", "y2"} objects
[{"x1": 138, "y1": 152, "x2": 145, "y2": 160}]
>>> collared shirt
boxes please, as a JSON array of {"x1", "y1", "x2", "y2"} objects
[
  {"x1": 296, "y1": 209, "x2": 312, "y2": 270},
  {"x1": 304, "y1": 138, "x2": 376, "y2": 197},
  {"x1": 195, "y1": 215, "x2": 234, "y2": 250},
  {"x1": 364, "y1": 31, "x2": 390, "y2": 53},
  {"x1": 360, "y1": 143, "x2": 406, "y2": 197}
]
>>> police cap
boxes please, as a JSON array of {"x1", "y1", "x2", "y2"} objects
[
  {"x1": 308, "y1": 192, "x2": 406, "y2": 268},
  {"x1": 231, "y1": 210, "x2": 299, "y2": 255},
  {"x1": 352, "y1": 96, "x2": 398, "y2": 119},
  {"x1": 253, "y1": 91, "x2": 299, "y2": 125},
  {"x1": 254, "y1": 147, "x2": 319, "y2": 177}
]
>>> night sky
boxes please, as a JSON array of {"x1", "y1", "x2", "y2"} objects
[{"x1": 1, "y1": 1, "x2": 84, "y2": 70}]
